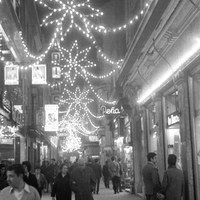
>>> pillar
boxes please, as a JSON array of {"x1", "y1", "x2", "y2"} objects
[{"x1": 175, "y1": 73, "x2": 195, "y2": 200}]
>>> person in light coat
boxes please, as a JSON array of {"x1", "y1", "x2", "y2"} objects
[{"x1": 0, "y1": 164, "x2": 40, "y2": 200}]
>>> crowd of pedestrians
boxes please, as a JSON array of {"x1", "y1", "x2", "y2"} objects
[
  {"x1": 0, "y1": 153, "x2": 183, "y2": 200},
  {"x1": 0, "y1": 156, "x2": 124, "y2": 200}
]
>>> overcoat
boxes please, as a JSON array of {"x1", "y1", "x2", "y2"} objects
[
  {"x1": 162, "y1": 166, "x2": 184, "y2": 200},
  {"x1": 51, "y1": 172, "x2": 72, "y2": 200},
  {"x1": 70, "y1": 166, "x2": 96, "y2": 200},
  {"x1": 142, "y1": 162, "x2": 161, "y2": 196}
]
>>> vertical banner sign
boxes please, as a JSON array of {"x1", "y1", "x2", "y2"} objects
[
  {"x1": 4, "y1": 64, "x2": 19, "y2": 85},
  {"x1": 32, "y1": 64, "x2": 47, "y2": 84},
  {"x1": 45, "y1": 104, "x2": 58, "y2": 131},
  {"x1": 52, "y1": 66, "x2": 61, "y2": 78}
]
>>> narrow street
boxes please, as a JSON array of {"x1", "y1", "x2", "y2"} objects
[{"x1": 42, "y1": 181, "x2": 143, "y2": 200}]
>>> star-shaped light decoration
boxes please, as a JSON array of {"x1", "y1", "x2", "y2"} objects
[
  {"x1": 35, "y1": 0, "x2": 103, "y2": 41},
  {"x1": 60, "y1": 86, "x2": 93, "y2": 112},
  {"x1": 60, "y1": 40, "x2": 95, "y2": 86}
]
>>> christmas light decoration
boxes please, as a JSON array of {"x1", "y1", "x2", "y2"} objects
[
  {"x1": 60, "y1": 133, "x2": 81, "y2": 152},
  {"x1": 58, "y1": 113, "x2": 97, "y2": 136},
  {"x1": 0, "y1": 126, "x2": 18, "y2": 138},
  {"x1": 35, "y1": 0, "x2": 152, "y2": 37},
  {"x1": 58, "y1": 40, "x2": 117, "y2": 105},
  {"x1": 35, "y1": 0, "x2": 103, "y2": 41},
  {"x1": 60, "y1": 87, "x2": 93, "y2": 107},
  {"x1": 60, "y1": 86, "x2": 104, "y2": 123},
  {"x1": 60, "y1": 40, "x2": 96, "y2": 86}
]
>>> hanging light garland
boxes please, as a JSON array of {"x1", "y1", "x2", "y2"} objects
[{"x1": 22, "y1": 0, "x2": 153, "y2": 69}]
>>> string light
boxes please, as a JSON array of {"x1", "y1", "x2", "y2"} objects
[
  {"x1": 60, "y1": 133, "x2": 81, "y2": 152},
  {"x1": 35, "y1": 0, "x2": 103, "y2": 40},
  {"x1": 86, "y1": 0, "x2": 152, "y2": 34},
  {"x1": 60, "y1": 87, "x2": 101, "y2": 130}
]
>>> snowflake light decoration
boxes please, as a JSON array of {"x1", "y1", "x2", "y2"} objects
[
  {"x1": 35, "y1": 0, "x2": 103, "y2": 41},
  {"x1": 59, "y1": 41, "x2": 116, "y2": 105},
  {"x1": 60, "y1": 40, "x2": 96, "y2": 86},
  {"x1": 60, "y1": 87, "x2": 93, "y2": 111}
]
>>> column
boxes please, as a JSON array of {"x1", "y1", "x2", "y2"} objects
[
  {"x1": 175, "y1": 72, "x2": 195, "y2": 200},
  {"x1": 154, "y1": 95, "x2": 166, "y2": 179}
]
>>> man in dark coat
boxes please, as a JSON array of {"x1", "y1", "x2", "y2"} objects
[
  {"x1": 142, "y1": 152, "x2": 161, "y2": 200},
  {"x1": 102, "y1": 160, "x2": 110, "y2": 188},
  {"x1": 51, "y1": 163, "x2": 71, "y2": 200},
  {"x1": 46, "y1": 158, "x2": 59, "y2": 192},
  {"x1": 22, "y1": 161, "x2": 39, "y2": 194},
  {"x1": 161, "y1": 154, "x2": 184, "y2": 200},
  {"x1": 70, "y1": 157, "x2": 96, "y2": 200},
  {"x1": 92, "y1": 158, "x2": 102, "y2": 194}
]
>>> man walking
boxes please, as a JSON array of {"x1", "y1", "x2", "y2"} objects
[
  {"x1": 22, "y1": 161, "x2": 39, "y2": 192},
  {"x1": 0, "y1": 164, "x2": 40, "y2": 200},
  {"x1": 142, "y1": 152, "x2": 161, "y2": 200},
  {"x1": 108, "y1": 156, "x2": 120, "y2": 194},
  {"x1": 70, "y1": 157, "x2": 96, "y2": 200},
  {"x1": 102, "y1": 160, "x2": 110, "y2": 188},
  {"x1": 92, "y1": 158, "x2": 102, "y2": 194}
]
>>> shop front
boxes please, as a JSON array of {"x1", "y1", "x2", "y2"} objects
[
  {"x1": 188, "y1": 71, "x2": 200, "y2": 200},
  {"x1": 163, "y1": 90, "x2": 182, "y2": 170}
]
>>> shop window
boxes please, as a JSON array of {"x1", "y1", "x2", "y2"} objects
[
  {"x1": 165, "y1": 90, "x2": 182, "y2": 169},
  {"x1": 147, "y1": 104, "x2": 158, "y2": 153}
]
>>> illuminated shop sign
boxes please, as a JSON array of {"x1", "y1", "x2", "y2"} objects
[
  {"x1": 0, "y1": 138, "x2": 13, "y2": 144},
  {"x1": 101, "y1": 106, "x2": 120, "y2": 115},
  {"x1": 167, "y1": 112, "x2": 180, "y2": 126}
]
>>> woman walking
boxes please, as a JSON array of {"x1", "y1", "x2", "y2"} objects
[{"x1": 51, "y1": 163, "x2": 72, "y2": 200}]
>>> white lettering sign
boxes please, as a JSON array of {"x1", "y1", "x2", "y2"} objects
[
  {"x1": 168, "y1": 114, "x2": 180, "y2": 126},
  {"x1": 101, "y1": 106, "x2": 120, "y2": 115}
]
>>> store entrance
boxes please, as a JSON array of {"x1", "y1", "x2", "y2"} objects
[{"x1": 166, "y1": 126, "x2": 182, "y2": 169}]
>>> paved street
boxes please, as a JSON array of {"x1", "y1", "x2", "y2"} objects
[{"x1": 42, "y1": 181, "x2": 143, "y2": 200}]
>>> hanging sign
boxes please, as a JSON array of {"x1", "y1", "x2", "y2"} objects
[
  {"x1": 167, "y1": 112, "x2": 180, "y2": 126},
  {"x1": 32, "y1": 64, "x2": 47, "y2": 84},
  {"x1": 51, "y1": 52, "x2": 61, "y2": 65},
  {"x1": 101, "y1": 105, "x2": 121, "y2": 115},
  {"x1": 52, "y1": 66, "x2": 61, "y2": 78},
  {"x1": 45, "y1": 104, "x2": 58, "y2": 132},
  {"x1": 4, "y1": 64, "x2": 19, "y2": 85}
]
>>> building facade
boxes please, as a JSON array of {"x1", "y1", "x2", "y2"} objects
[{"x1": 114, "y1": 0, "x2": 200, "y2": 199}]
